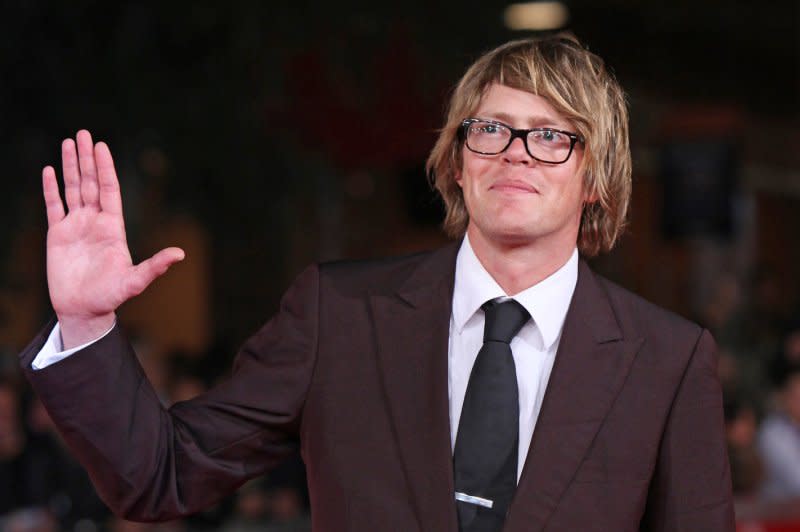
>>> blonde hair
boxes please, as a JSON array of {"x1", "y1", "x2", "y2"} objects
[{"x1": 426, "y1": 33, "x2": 631, "y2": 256}]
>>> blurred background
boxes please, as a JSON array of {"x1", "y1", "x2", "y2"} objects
[{"x1": 1, "y1": 0, "x2": 799, "y2": 530}]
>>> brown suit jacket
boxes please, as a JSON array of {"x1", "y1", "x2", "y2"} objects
[{"x1": 20, "y1": 243, "x2": 735, "y2": 531}]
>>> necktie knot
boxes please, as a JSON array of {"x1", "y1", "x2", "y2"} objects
[{"x1": 481, "y1": 299, "x2": 530, "y2": 344}]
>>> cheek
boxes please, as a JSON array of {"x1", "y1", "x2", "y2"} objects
[
  {"x1": 462, "y1": 151, "x2": 491, "y2": 175},
  {"x1": 555, "y1": 170, "x2": 586, "y2": 200},
  {"x1": 460, "y1": 164, "x2": 491, "y2": 192}
]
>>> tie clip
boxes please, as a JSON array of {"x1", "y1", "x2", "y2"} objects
[{"x1": 455, "y1": 492, "x2": 493, "y2": 508}]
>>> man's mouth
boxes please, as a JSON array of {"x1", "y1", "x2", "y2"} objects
[{"x1": 489, "y1": 179, "x2": 539, "y2": 194}]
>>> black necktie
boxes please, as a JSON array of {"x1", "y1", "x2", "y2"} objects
[{"x1": 453, "y1": 299, "x2": 530, "y2": 532}]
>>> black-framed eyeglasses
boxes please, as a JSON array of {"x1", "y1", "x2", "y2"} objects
[{"x1": 459, "y1": 118, "x2": 584, "y2": 164}]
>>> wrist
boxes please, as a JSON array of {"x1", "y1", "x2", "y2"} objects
[{"x1": 57, "y1": 313, "x2": 116, "y2": 350}]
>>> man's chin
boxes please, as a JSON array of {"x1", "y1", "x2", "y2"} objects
[
  {"x1": 481, "y1": 225, "x2": 541, "y2": 247},
  {"x1": 467, "y1": 218, "x2": 554, "y2": 248}
]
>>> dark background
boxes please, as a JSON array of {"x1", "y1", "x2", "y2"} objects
[
  {"x1": 1, "y1": 0, "x2": 797, "y2": 345},
  {"x1": 0, "y1": 1, "x2": 799, "y2": 529}
]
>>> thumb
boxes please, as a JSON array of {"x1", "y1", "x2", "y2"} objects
[{"x1": 125, "y1": 247, "x2": 185, "y2": 298}]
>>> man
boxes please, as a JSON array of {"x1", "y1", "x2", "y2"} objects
[{"x1": 19, "y1": 34, "x2": 734, "y2": 531}]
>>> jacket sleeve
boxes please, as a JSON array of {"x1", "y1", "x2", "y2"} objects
[
  {"x1": 18, "y1": 264, "x2": 320, "y2": 522},
  {"x1": 640, "y1": 329, "x2": 735, "y2": 531}
]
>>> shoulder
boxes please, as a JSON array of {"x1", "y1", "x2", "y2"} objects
[
  {"x1": 586, "y1": 263, "x2": 707, "y2": 351},
  {"x1": 311, "y1": 242, "x2": 460, "y2": 296}
]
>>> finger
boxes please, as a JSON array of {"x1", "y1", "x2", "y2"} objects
[
  {"x1": 42, "y1": 166, "x2": 65, "y2": 225},
  {"x1": 124, "y1": 247, "x2": 185, "y2": 297},
  {"x1": 94, "y1": 142, "x2": 124, "y2": 215},
  {"x1": 76, "y1": 129, "x2": 100, "y2": 210},
  {"x1": 61, "y1": 138, "x2": 82, "y2": 210}
]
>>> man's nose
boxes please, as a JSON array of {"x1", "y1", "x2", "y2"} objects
[{"x1": 503, "y1": 137, "x2": 532, "y2": 164}]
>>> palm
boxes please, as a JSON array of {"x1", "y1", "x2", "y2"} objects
[
  {"x1": 48, "y1": 208, "x2": 133, "y2": 317},
  {"x1": 42, "y1": 130, "x2": 184, "y2": 346}
]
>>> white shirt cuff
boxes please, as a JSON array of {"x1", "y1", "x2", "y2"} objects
[{"x1": 31, "y1": 321, "x2": 116, "y2": 370}]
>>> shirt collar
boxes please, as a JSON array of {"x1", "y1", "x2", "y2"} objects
[{"x1": 452, "y1": 234, "x2": 579, "y2": 350}]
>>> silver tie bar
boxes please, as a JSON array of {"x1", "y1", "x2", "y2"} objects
[{"x1": 455, "y1": 492, "x2": 494, "y2": 508}]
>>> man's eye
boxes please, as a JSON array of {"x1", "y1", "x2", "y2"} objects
[
  {"x1": 541, "y1": 130, "x2": 557, "y2": 141},
  {"x1": 476, "y1": 125, "x2": 501, "y2": 135},
  {"x1": 533, "y1": 129, "x2": 566, "y2": 144}
]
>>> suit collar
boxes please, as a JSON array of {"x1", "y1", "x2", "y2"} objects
[
  {"x1": 571, "y1": 259, "x2": 623, "y2": 343},
  {"x1": 391, "y1": 242, "x2": 460, "y2": 308}
]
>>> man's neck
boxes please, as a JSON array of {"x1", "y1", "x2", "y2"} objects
[{"x1": 467, "y1": 228, "x2": 577, "y2": 296}]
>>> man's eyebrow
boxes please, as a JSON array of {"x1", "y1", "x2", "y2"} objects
[{"x1": 478, "y1": 111, "x2": 570, "y2": 129}]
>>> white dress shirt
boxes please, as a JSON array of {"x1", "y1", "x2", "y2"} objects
[
  {"x1": 449, "y1": 236, "x2": 578, "y2": 480},
  {"x1": 32, "y1": 321, "x2": 115, "y2": 369},
  {"x1": 34, "y1": 237, "x2": 578, "y2": 483}
]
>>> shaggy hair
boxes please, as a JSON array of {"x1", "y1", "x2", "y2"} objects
[{"x1": 426, "y1": 33, "x2": 631, "y2": 256}]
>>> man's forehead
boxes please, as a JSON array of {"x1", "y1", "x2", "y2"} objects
[{"x1": 473, "y1": 84, "x2": 573, "y2": 128}]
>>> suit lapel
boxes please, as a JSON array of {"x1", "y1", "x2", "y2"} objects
[
  {"x1": 370, "y1": 243, "x2": 460, "y2": 532},
  {"x1": 505, "y1": 260, "x2": 643, "y2": 531}
]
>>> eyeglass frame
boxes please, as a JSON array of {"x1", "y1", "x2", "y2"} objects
[{"x1": 458, "y1": 118, "x2": 584, "y2": 164}]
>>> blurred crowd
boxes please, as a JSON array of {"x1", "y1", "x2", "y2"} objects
[
  {"x1": 2, "y1": 267, "x2": 800, "y2": 531},
  {"x1": 707, "y1": 270, "x2": 800, "y2": 506}
]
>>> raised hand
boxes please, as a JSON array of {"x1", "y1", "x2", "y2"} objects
[{"x1": 43, "y1": 130, "x2": 185, "y2": 349}]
